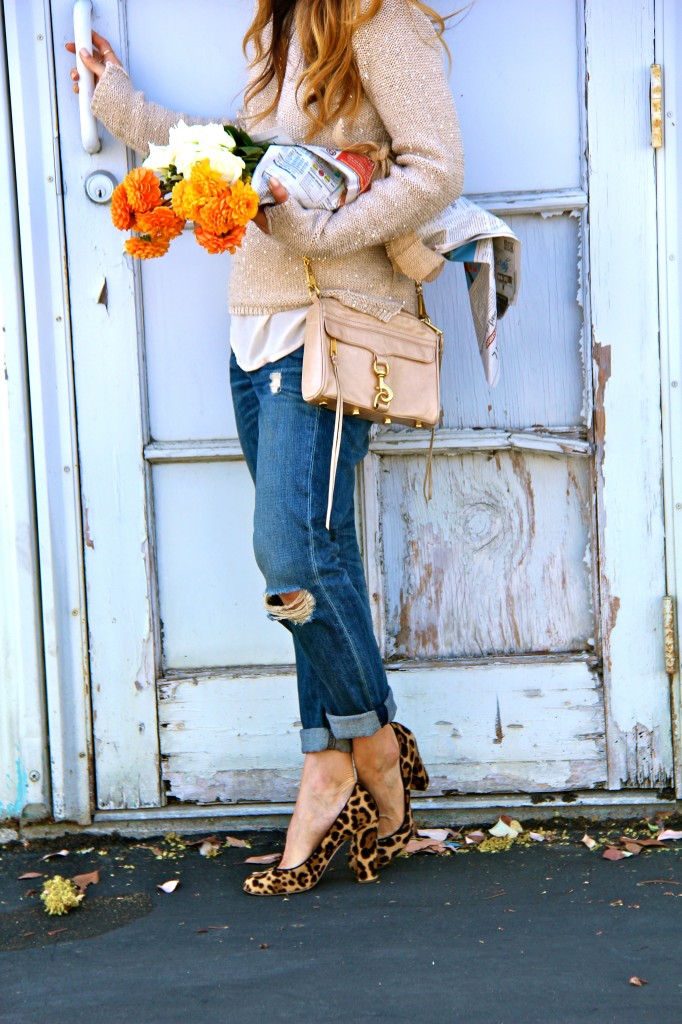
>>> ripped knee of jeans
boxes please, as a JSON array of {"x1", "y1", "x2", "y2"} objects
[{"x1": 265, "y1": 589, "x2": 316, "y2": 624}]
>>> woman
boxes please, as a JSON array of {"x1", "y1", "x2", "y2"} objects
[{"x1": 67, "y1": 0, "x2": 464, "y2": 896}]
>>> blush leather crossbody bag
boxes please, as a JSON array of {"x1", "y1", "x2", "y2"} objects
[{"x1": 301, "y1": 257, "x2": 443, "y2": 528}]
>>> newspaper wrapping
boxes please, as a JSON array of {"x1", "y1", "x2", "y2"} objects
[{"x1": 418, "y1": 196, "x2": 522, "y2": 388}]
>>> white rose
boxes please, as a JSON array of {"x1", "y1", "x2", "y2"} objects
[
  {"x1": 172, "y1": 142, "x2": 203, "y2": 178},
  {"x1": 168, "y1": 119, "x2": 203, "y2": 150},
  {"x1": 142, "y1": 143, "x2": 175, "y2": 174},
  {"x1": 202, "y1": 149, "x2": 245, "y2": 184},
  {"x1": 194, "y1": 122, "x2": 237, "y2": 151},
  {"x1": 169, "y1": 119, "x2": 235, "y2": 155}
]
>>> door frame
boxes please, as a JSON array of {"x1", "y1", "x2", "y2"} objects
[
  {"x1": 0, "y1": 3, "x2": 50, "y2": 824},
  {"x1": 3, "y1": 0, "x2": 93, "y2": 823},
  {"x1": 4, "y1": 0, "x2": 678, "y2": 824},
  {"x1": 655, "y1": 0, "x2": 682, "y2": 798}
]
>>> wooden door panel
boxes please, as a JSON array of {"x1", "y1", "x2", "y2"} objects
[
  {"x1": 158, "y1": 660, "x2": 605, "y2": 802},
  {"x1": 142, "y1": 241, "x2": 236, "y2": 442},
  {"x1": 152, "y1": 462, "x2": 292, "y2": 669},
  {"x1": 377, "y1": 450, "x2": 594, "y2": 659}
]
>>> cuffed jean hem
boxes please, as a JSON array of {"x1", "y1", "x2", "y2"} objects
[
  {"x1": 300, "y1": 727, "x2": 353, "y2": 754},
  {"x1": 325, "y1": 688, "x2": 397, "y2": 740}
]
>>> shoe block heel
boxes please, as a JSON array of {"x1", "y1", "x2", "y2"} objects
[
  {"x1": 409, "y1": 749, "x2": 429, "y2": 792},
  {"x1": 348, "y1": 824, "x2": 379, "y2": 883}
]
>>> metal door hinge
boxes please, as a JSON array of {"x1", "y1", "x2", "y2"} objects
[
  {"x1": 651, "y1": 65, "x2": 663, "y2": 149},
  {"x1": 663, "y1": 595, "x2": 677, "y2": 674}
]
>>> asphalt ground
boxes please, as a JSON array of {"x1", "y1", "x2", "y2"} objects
[{"x1": 1, "y1": 817, "x2": 681, "y2": 1024}]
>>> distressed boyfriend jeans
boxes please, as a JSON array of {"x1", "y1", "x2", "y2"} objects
[{"x1": 230, "y1": 346, "x2": 397, "y2": 753}]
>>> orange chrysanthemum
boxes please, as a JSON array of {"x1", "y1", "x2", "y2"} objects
[
  {"x1": 136, "y1": 206, "x2": 186, "y2": 240},
  {"x1": 196, "y1": 195, "x2": 237, "y2": 235},
  {"x1": 188, "y1": 158, "x2": 228, "y2": 198},
  {"x1": 111, "y1": 182, "x2": 135, "y2": 229},
  {"x1": 194, "y1": 223, "x2": 246, "y2": 255},
  {"x1": 124, "y1": 234, "x2": 171, "y2": 260},
  {"x1": 170, "y1": 179, "x2": 194, "y2": 221},
  {"x1": 123, "y1": 167, "x2": 163, "y2": 213},
  {"x1": 172, "y1": 159, "x2": 230, "y2": 222},
  {"x1": 227, "y1": 179, "x2": 260, "y2": 227}
]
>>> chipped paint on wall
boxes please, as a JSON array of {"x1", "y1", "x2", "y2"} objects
[{"x1": 0, "y1": 758, "x2": 29, "y2": 819}]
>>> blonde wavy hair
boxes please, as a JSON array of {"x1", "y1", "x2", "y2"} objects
[{"x1": 242, "y1": 0, "x2": 452, "y2": 139}]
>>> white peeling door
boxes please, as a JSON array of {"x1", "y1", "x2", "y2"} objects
[{"x1": 51, "y1": 0, "x2": 673, "y2": 811}]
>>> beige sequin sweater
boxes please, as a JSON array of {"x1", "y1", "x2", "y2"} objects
[{"x1": 90, "y1": 0, "x2": 464, "y2": 320}]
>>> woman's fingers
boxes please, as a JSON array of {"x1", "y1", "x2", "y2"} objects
[
  {"x1": 65, "y1": 31, "x2": 122, "y2": 92},
  {"x1": 253, "y1": 179, "x2": 289, "y2": 234},
  {"x1": 269, "y1": 177, "x2": 289, "y2": 205}
]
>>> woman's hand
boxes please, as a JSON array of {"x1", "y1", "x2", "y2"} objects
[
  {"x1": 253, "y1": 177, "x2": 289, "y2": 235},
  {"x1": 64, "y1": 30, "x2": 123, "y2": 92}
]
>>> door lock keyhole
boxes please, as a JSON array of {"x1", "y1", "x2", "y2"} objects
[{"x1": 84, "y1": 170, "x2": 118, "y2": 204}]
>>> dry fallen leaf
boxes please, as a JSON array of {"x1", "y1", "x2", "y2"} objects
[
  {"x1": 185, "y1": 835, "x2": 220, "y2": 848},
  {"x1": 404, "y1": 837, "x2": 449, "y2": 855},
  {"x1": 17, "y1": 872, "x2": 44, "y2": 880},
  {"x1": 489, "y1": 818, "x2": 522, "y2": 839},
  {"x1": 198, "y1": 841, "x2": 221, "y2": 858},
  {"x1": 465, "y1": 831, "x2": 486, "y2": 845},
  {"x1": 529, "y1": 832, "x2": 546, "y2": 843},
  {"x1": 157, "y1": 879, "x2": 180, "y2": 893},
  {"x1": 72, "y1": 870, "x2": 100, "y2": 892},
  {"x1": 416, "y1": 828, "x2": 452, "y2": 842},
  {"x1": 629, "y1": 976, "x2": 648, "y2": 987},
  {"x1": 657, "y1": 829, "x2": 682, "y2": 841},
  {"x1": 40, "y1": 850, "x2": 69, "y2": 861},
  {"x1": 581, "y1": 834, "x2": 598, "y2": 850},
  {"x1": 603, "y1": 847, "x2": 632, "y2": 861},
  {"x1": 223, "y1": 836, "x2": 250, "y2": 849},
  {"x1": 244, "y1": 853, "x2": 281, "y2": 865},
  {"x1": 622, "y1": 837, "x2": 668, "y2": 848}
]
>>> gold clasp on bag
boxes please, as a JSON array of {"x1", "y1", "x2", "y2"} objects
[{"x1": 372, "y1": 355, "x2": 393, "y2": 410}]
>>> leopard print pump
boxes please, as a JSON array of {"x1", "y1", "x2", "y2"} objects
[
  {"x1": 243, "y1": 782, "x2": 379, "y2": 896},
  {"x1": 374, "y1": 723, "x2": 430, "y2": 870}
]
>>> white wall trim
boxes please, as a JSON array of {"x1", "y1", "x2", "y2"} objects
[
  {"x1": 0, "y1": 3, "x2": 50, "y2": 823},
  {"x1": 655, "y1": 0, "x2": 682, "y2": 797},
  {"x1": 3, "y1": 0, "x2": 93, "y2": 823},
  {"x1": 586, "y1": 0, "x2": 672, "y2": 789}
]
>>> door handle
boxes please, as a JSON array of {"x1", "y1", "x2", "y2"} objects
[{"x1": 73, "y1": 0, "x2": 101, "y2": 153}]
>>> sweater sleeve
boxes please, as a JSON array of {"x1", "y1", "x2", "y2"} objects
[
  {"x1": 264, "y1": 0, "x2": 464, "y2": 258},
  {"x1": 90, "y1": 63, "x2": 237, "y2": 156}
]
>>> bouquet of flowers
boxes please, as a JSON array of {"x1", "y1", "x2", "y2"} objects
[{"x1": 111, "y1": 120, "x2": 265, "y2": 259}]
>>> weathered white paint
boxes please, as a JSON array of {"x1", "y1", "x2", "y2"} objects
[
  {"x1": 467, "y1": 189, "x2": 588, "y2": 217},
  {"x1": 145, "y1": 432, "x2": 594, "y2": 461},
  {"x1": 158, "y1": 661, "x2": 605, "y2": 802},
  {"x1": 50, "y1": 2, "x2": 162, "y2": 809},
  {"x1": 378, "y1": 450, "x2": 594, "y2": 660},
  {"x1": 586, "y1": 0, "x2": 672, "y2": 788},
  {"x1": 655, "y1": 0, "x2": 682, "y2": 796},
  {"x1": 4, "y1": 1, "x2": 93, "y2": 822},
  {"x1": 0, "y1": 12, "x2": 49, "y2": 822}
]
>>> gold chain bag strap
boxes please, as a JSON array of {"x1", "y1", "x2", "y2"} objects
[{"x1": 301, "y1": 257, "x2": 443, "y2": 529}]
